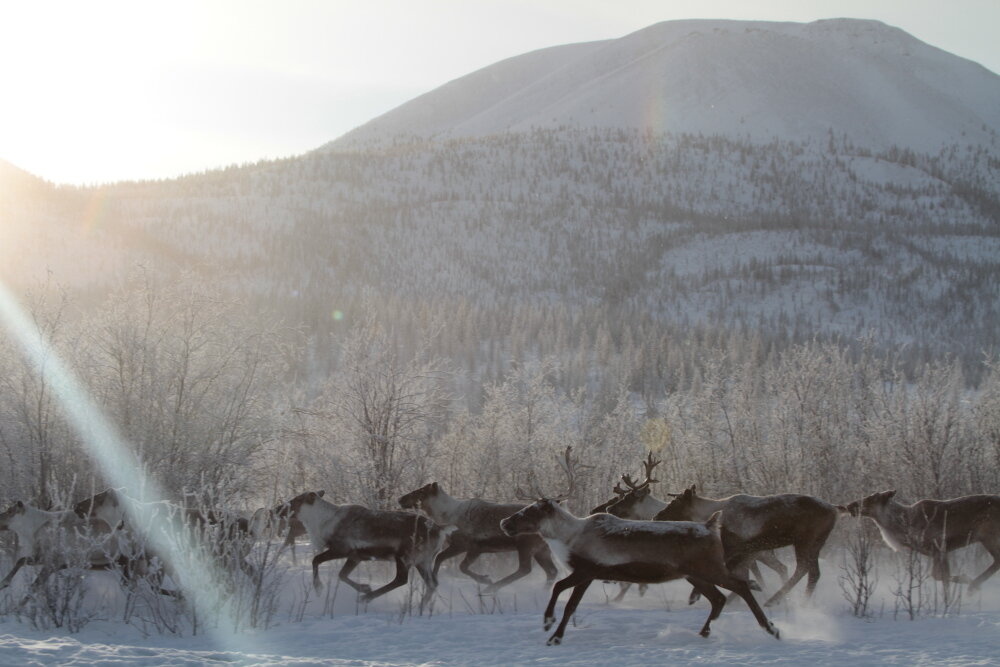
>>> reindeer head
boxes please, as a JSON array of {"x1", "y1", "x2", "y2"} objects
[
  {"x1": 398, "y1": 482, "x2": 439, "y2": 511},
  {"x1": 654, "y1": 485, "x2": 696, "y2": 521},
  {"x1": 500, "y1": 498, "x2": 561, "y2": 537},
  {"x1": 0, "y1": 500, "x2": 26, "y2": 531},
  {"x1": 604, "y1": 486, "x2": 651, "y2": 518},
  {"x1": 274, "y1": 490, "x2": 326, "y2": 519},
  {"x1": 845, "y1": 490, "x2": 896, "y2": 518},
  {"x1": 73, "y1": 488, "x2": 124, "y2": 520}
]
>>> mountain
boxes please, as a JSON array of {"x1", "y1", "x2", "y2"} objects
[{"x1": 330, "y1": 18, "x2": 1000, "y2": 154}]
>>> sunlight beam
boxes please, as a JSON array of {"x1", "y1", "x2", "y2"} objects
[{"x1": 0, "y1": 279, "x2": 258, "y2": 650}]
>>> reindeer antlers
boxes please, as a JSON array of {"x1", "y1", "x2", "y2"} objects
[
  {"x1": 614, "y1": 451, "x2": 662, "y2": 495},
  {"x1": 515, "y1": 446, "x2": 593, "y2": 501}
]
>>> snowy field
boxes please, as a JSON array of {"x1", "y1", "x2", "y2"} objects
[{"x1": 1, "y1": 550, "x2": 999, "y2": 666}]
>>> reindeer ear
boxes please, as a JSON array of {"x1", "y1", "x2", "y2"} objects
[
  {"x1": 14, "y1": 500, "x2": 24, "y2": 509},
  {"x1": 431, "y1": 482, "x2": 439, "y2": 492},
  {"x1": 883, "y1": 490, "x2": 896, "y2": 500},
  {"x1": 690, "y1": 484, "x2": 697, "y2": 494}
]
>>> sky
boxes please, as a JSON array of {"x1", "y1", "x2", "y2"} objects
[{"x1": 1, "y1": 0, "x2": 998, "y2": 186}]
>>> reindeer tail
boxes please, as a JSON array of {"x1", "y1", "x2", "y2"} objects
[{"x1": 705, "y1": 510, "x2": 723, "y2": 533}]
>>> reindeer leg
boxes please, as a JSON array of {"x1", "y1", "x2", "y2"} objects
[
  {"x1": 612, "y1": 582, "x2": 632, "y2": 602},
  {"x1": 415, "y1": 562, "x2": 437, "y2": 609},
  {"x1": 361, "y1": 556, "x2": 409, "y2": 602},
  {"x1": 548, "y1": 578, "x2": 593, "y2": 646},
  {"x1": 545, "y1": 570, "x2": 589, "y2": 630},
  {"x1": 483, "y1": 545, "x2": 533, "y2": 593},
  {"x1": 457, "y1": 550, "x2": 493, "y2": 586},
  {"x1": 748, "y1": 560, "x2": 765, "y2": 591},
  {"x1": 0, "y1": 557, "x2": 28, "y2": 591},
  {"x1": 337, "y1": 557, "x2": 373, "y2": 596},
  {"x1": 282, "y1": 530, "x2": 298, "y2": 565},
  {"x1": 686, "y1": 577, "x2": 726, "y2": 637},
  {"x1": 312, "y1": 548, "x2": 344, "y2": 592},
  {"x1": 969, "y1": 539, "x2": 1000, "y2": 593},
  {"x1": 432, "y1": 541, "x2": 465, "y2": 579},
  {"x1": 534, "y1": 547, "x2": 559, "y2": 583},
  {"x1": 722, "y1": 576, "x2": 780, "y2": 640},
  {"x1": 763, "y1": 546, "x2": 813, "y2": 607},
  {"x1": 758, "y1": 549, "x2": 789, "y2": 584}
]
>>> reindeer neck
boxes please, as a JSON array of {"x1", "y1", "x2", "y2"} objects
[
  {"x1": 422, "y1": 488, "x2": 463, "y2": 525},
  {"x1": 690, "y1": 495, "x2": 726, "y2": 521},
  {"x1": 539, "y1": 504, "x2": 586, "y2": 544},
  {"x1": 295, "y1": 496, "x2": 341, "y2": 535},
  {"x1": 635, "y1": 494, "x2": 669, "y2": 519},
  {"x1": 871, "y1": 498, "x2": 917, "y2": 550}
]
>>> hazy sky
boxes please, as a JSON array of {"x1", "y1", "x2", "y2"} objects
[{"x1": 2, "y1": 0, "x2": 997, "y2": 185}]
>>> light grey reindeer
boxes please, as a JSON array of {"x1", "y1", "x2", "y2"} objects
[
  {"x1": 845, "y1": 490, "x2": 1000, "y2": 592},
  {"x1": 397, "y1": 447, "x2": 588, "y2": 592},
  {"x1": 500, "y1": 498, "x2": 780, "y2": 646},
  {"x1": 0, "y1": 499, "x2": 144, "y2": 597},
  {"x1": 655, "y1": 484, "x2": 838, "y2": 606},
  {"x1": 272, "y1": 490, "x2": 454, "y2": 607}
]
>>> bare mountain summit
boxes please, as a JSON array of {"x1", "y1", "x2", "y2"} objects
[{"x1": 329, "y1": 18, "x2": 1000, "y2": 153}]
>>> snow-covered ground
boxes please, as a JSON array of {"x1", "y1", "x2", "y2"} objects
[{"x1": 1, "y1": 551, "x2": 999, "y2": 666}]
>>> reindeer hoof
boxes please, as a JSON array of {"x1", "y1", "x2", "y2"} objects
[
  {"x1": 688, "y1": 592, "x2": 701, "y2": 605},
  {"x1": 769, "y1": 623, "x2": 781, "y2": 639},
  {"x1": 749, "y1": 580, "x2": 762, "y2": 591},
  {"x1": 699, "y1": 628, "x2": 711, "y2": 638},
  {"x1": 546, "y1": 635, "x2": 562, "y2": 646},
  {"x1": 543, "y1": 616, "x2": 555, "y2": 631}
]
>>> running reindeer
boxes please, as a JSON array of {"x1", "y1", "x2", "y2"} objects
[
  {"x1": 845, "y1": 490, "x2": 1000, "y2": 592},
  {"x1": 271, "y1": 490, "x2": 454, "y2": 607},
  {"x1": 397, "y1": 446, "x2": 588, "y2": 592},
  {"x1": 500, "y1": 498, "x2": 780, "y2": 645},
  {"x1": 655, "y1": 484, "x2": 838, "y2": 606},
  {"x1": 0, "y1": 499, "x2": 148, "y2": 598},
  {"x1": 74, "y1": 487, "x2": 255, "y2": 580},
  {"x1": 594, "y1": 454, "x2": 788, "y2": 603}
]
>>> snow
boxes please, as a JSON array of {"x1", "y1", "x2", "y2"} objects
[
  {"x1": 2, "y1": 554, "x2": 1000, "y2": 666},
  {"x1": 331, "y1": 18, "x2": 1000, "y2": 154}
]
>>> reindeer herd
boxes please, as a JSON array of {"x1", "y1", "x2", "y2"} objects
[{"x1": 1, "y1": 448, "x2": 999, "y2": 647}]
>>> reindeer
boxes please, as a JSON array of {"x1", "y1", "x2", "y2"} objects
[
  {"x1": 272, "y1": 490, "x2": 453, "y2": 607},
  {"x1": 74, "y1": 488, "x2": 253, "y2": 580},
  {"x1": 249, "y1": 506, "x2": 308, "y2": 563},
  {"x1": 655, "y1": 485, "x2": 837, "y2": 606},
  {"x1": 500, "y1": 498, "x2": 780, "y2": 645},
  {"x1": 0, "y1": 499, "x2": 143, "y2": 596},
  {"x1": 397, "y1": 446, "x2": 586, "y2": 592},
  {"x1": 845, "y1": 490, "x2": 1000, "y2": 592},
  {"x1": 589, "y1": 451, "x2": 664, "y2": 515}
]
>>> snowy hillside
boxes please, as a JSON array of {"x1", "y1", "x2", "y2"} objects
[{"x1": 330, "y1": 19, "x2": 1000, "y2": 153}]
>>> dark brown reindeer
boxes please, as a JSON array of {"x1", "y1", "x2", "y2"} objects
[
  {"x1": 500, "y1": 498, "x2": 780, "y2": 645},
  {"x1": 655, "y1": 485, "x2": 838, "y2": 606},
  {"x1": 589, "y1": 452, "x2": 664, "y2": 515},
  {"x1": 249, "y1": 506, "x2": 308, "y2": 563},
  {"x1": 397, "y1": 446, "x2": 588, "y2": 592},
  {"x1": 273, "y1": 490, "x2": 454, "y2": 607},
  {"x1": 845, "y1": 490, "x2": 1000, "y2": 592}
]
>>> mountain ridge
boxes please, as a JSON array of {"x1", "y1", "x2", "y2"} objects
[{"x1": 328, "y1": 18, "x2": 1000, "y2": 154}]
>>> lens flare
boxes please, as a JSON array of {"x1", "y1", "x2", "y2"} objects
[{"x1": 0, "y1": 279, "x2": 260, "y2": 652}]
